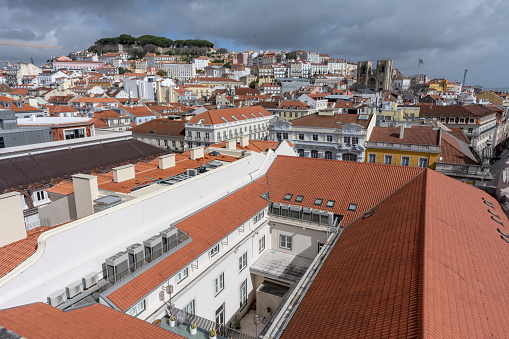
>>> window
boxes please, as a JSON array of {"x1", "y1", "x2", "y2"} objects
[
  {"x1": 215, "y1": 303, "x2": 225, "y2": 326},
  {"x1": 469, "y1": 118, "x2": 475, "y2": 123},
  {"x1": 318, "y1": 242, "x2": 325, "y2": 253},
  {"x1": 368, "y1": 154, "x2": 376, "y2": 163},
  {"x1": 351, "y1": 137, "x2": 359, "y2": 145},
  {"x1": 311, "y1": 150, "x2": 318, "y2": 158},
  {"x1": 344, "y1": 136, "x2": 351, "y2": 144},
  {"x1": 326, "y1": 200, "x2": 335, "y2": 208},
  {"x1": 468, "y1": 128, "x2": 473, "y2": 134},
  {"x1": 239, "y1": 252, "x2": 247, "y2": 272},
  {"x1": 440, "y1": 117, "x2": 446, "y2": 122},
  {"x1": 258, "y1": 235, "x2": 265, "y2": 253},
  {"x1": 188, "y1": 131, "x2": 192, "y2": 137},
  {"x1": 172, "y1": 140, "x2": 176, "y2": 147},
  {"x1": 253, "y1": 210, "x2": 265, "y2": 223},
  {"x1": 177, "y1": 267, "x2": 189, "y2": 283},
  {"x1": 276, "y1": 132, "x2": 282, "y2": 139},
  {"x1": 239, "y1": 279, "x2": 248, "y2": 309},
  {"x1": 205, "y1": 132, "x2": 210, "y2": 139},
  {"x1": 295, "y1": 195, "x2": 304, "y2": 202},
  {"x1": 127, "y1": 300, "x2": 146, "y2": 317},
  {"x1": 184, "y1": 300, "x2": 195, "y2": 315},
  {"x1": 64, "y1": 128, "x2": 86, "y2": 140},
  {"x1": 283, "y1": 132, "x2": 288, "y2": 139},
  {"x1": 418, "y1": 158, "x2": 428, "y2": 168},
  {"x1": 210, "y1": 243, "x2": 220, "y2": 257},
  {"x1": 449, "y1": 118, "x2": 455, "y2": 123},
  {"x1": 36, "y1": 191, "x2": 46, "y2": 201},
  {"x1": 279, "y1": 234, "x2": 292, "y2": 250},
  {"x1": 214, "y1": 272, "x2": 225, "y2": 296},
  {"x1": 314, "y1": 198, "x2": 323, "y2": 206},
  {"x1": 298, "y1": 133, "x2": 304, "y2": 140},
  {"x1": 284, "y1": 193, "x2": 293, "y2": 200},
  {"x1": 348, "y1": 203, "x2": 357, "y2": 211},
  {"x1": 459, "y1": 118, "x2": 465, "y2": 123},
  {"x1": 196, "y1": 131, "x2": 201, "y2": 138},
  {"x1": 401, "y1": 156, "x2": 410, "y2": 166},
  {"x1": 326, "y1": 135, "x2": 333, "y2": 142},
  {"x1": 297, "y1": 149, "x2": 304, "y2": 157},
  {"x1": 312, "y1": 134, "x2": 318, "y2": 141},
  {"x1": 325, "y1": 151, "x2": 333, "y2": 159}
]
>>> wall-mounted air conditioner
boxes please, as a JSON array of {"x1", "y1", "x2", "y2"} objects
[
  {"x1": 105, "y1": 251, "x2": 129, "y2": 283},
  {"x1": 127, "y1": 243, "x2": 144, "y2": 271},
  {"x1": 47, "y1": 289, "x2": 67, "y2": 306},
  {"x1": 82, "y1": 272, "x2": 98, "y2": 290},
  {"x1": 65, "y1": 280, "x2": 83, "y2": 299},
  {"x1": 160, "y1": 227, "x2": 178, "y2": 253},
  {"x1": 144, "y1": 235, "x2": 163, "y2": 262}
]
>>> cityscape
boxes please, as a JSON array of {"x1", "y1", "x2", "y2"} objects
[{"x1": 1, "y1": 2, "x2": 509, "y2": 338}]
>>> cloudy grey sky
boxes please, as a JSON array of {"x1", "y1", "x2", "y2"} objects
[{"x1": 1, "y1": 0, "x2": 508, "y2": 87}]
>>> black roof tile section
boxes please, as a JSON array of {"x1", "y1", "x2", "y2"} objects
[{"x1": 0, "y1": 139, "x2": 168, "y2": 192}]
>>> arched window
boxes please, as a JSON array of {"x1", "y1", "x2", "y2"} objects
[
  {"x1": 297, "y1": 149, "x2": 305, "y2": 157},
  {"x1": 311, "y1": 150, "x2": 319, "y2": 158},
  {"x1": 325, "y1": 151, "x2": 333, "y2": 159}
]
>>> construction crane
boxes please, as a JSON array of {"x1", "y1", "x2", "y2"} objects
[
  {"x1": 462, "y1": 69, "x2": 468, "y2": 87},
  {"x1": 0, "y1": 40, "x2": 63, "y2": 49}
]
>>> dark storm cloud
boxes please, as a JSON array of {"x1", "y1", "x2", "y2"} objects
[{"x1": 0, "y1": 0, "x2": 507, "y2": 86}]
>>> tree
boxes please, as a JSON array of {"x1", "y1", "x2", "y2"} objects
[
  {"x1": 156, "y1": 69, "x2": 168, "y2": 77},
  {"x1": 249, "y1": 81, "x2": 256, "y2": 89},
  {"x1": 224, "y1": 62, "x2": 232, "y2": 69},
  {"x1": 118, "y1": 67, "x2": 128, "y2": 75},
  {"x1": 217, "y1": 48, "x2": 228, "y2": 54}
]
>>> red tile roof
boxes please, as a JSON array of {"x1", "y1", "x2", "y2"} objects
[
  {"x1": 0, "y1": 302, "x2": 183, "y2": 338},
  {"x1": 282, "y1": 168, "x2": 509, "y2": 338},
  {"x1": 129, "y1": 118, "x2": 186, "y2": 136},
  {"x1": 419, "y1": 104, "x2": 494, "y2": 118},
  {"x1": 369, "y1": 126, "x2": 441, "y2": 146},
  {"x1": 123, "y1": 105, "x2": 155, "y2": 117},
  {"x1": 188, "y1": 106, "x2": 272, "y2": 125}
]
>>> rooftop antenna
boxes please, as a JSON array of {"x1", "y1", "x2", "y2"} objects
[{"x1": 462, "y1": 69, "x2": 468, "y2": 87}]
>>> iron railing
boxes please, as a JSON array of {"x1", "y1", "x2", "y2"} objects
[{"x1": 165, "y1": 304, "x2": 256, "y2": 339}]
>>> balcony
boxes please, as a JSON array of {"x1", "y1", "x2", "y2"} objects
[
  {"x1": 435, "y1": 162, "x2": 493, "y2": 180},
  {"x1": 269, "y1": 202, "x2": 342, "y2": 233},
  {"x1": 365, "y1": 141, "x2": 441, "y2": 153}
]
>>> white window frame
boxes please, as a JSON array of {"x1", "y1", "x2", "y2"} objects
[
  {"x1": 214, "y1": 272, "x2": 225, "y2": 296},
  {"x1": 326, "y1": 135, "x2": 333, "y2": 142},
  {"x1": 127, "y1": 299, "x2": 146, "y2": 317},
  {"x1": 279, "y1": 234, "x2": 292, "y2": 250},
  {"x1": 401, "y1": 156, "x2": 410, "y2": 166},
  {"x1": 258, "y1": 235, "x2": 265, "y2": 253},
  {"x1": 239, "y1": 252, "x2": 247, "y2": 272},
  {"x1": 239, "y1": 279, "x2": 248, "y2": 309},
  {"x1": 177, "y1": 267, "x2": 189, "y2": 284},
  {"x1": 185, "y1": 299, "x2": 195, "y2": 315},
  {"x1": 384, "y1": 155, "x2": 393, "y2": 165},
  {"x1": 368, "y1": 154, "x2": 376, "y2": 163}
]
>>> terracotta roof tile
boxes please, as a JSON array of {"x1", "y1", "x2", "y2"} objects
[
  {"x1": 188, "y1": 106, "x2": 272, "y2": 125},
  {"x1": 369, "y1": 126, "x2": 440, "y2": 146},
  {"x1": 0, "y1": 302, "x2": 184, "y2": 338},
  {"x1": 129, "y1": 118, "x2": 186, "y2": 136},
  {"x1": 290, "y1": 113, "x2": 373, "y2": 129}
]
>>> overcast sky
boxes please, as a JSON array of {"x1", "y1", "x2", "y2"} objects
[{"x1": 1, "y1": 0, "x2": 508, "y2": 88}]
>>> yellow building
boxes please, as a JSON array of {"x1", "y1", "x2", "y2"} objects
[
  {"x1": 185, "y1": 84, "x2": 212, "y2": 99},
  {"x1": 89, "y1": 79, "x2": 112, "y2": 90},
  {"x1": 365, "y1": 125, "x2": 441, "y2": 168},
  {"x1": 426, "y1": 78, "x2": 455, "y2": 92},
  {"x1": 379, "y1": 105, "x2": 421, "y2": 122},
  {"x1": 478, "y1": 91, "x2": 509, "y2": 107}
]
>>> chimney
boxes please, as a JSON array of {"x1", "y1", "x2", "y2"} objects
[
  {"x1": 190, "y1": 147, "x2": 204, "y2": 160},
  {"x1": 399, "y1": 125, "x2": 405, "y2": 139},
  {"x1": 226, "y1": 140, "x2": 236, "y2": 150},
  {"x1": 112, "y1": 164, "x2": 135, "y2": 183},
  {"x1": 159, "y1": 154, "x2": 175, "y2": 169},
  {"x1": 72, "y1": 174, "x2": 99, "y2": 219},
  {"x1": 0, "y1": 192, "x2": 27, "y2": 247},
  {"x1": 240, "y1": 135, "x2": 249, "y2": 147}
]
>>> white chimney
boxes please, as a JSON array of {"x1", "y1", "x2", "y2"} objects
[
  {"x1": 72, "y1": 174, "x2": 99, "y2": 219},
  {"x1": 190, "y1": 147, "x2": 204, "y2": 160},
  {"x1": 226, "y1": 140, "x2": 236, "y2": 150},
  {"x1": 0, "y1": 192, "x2": 27, "y2": 247},
  {"x1": 159, "y1": 154, "x2": 175, "y2": 169},
  {"x1": 399, "y1": 125, "x2": 405, "y2": 139},
  {"x1": 113, "y1": 164, "x2": 135, "y2": 183},
  {"x1": 240, "y1": 136, "x2": 249, "y2": 147}
]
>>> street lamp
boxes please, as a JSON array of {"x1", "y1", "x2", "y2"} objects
[{"x1": 253, "y1": 314, "x2": 260, "y2": 338}]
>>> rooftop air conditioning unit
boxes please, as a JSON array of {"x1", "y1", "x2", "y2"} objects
[
  {"x1": 65, "y1": 280, "x2": 83, "y2": 299},
  {"x1": 271, "y1": 202, "x2": 281, "y2": 215},
  {"x1": 105, "y1": 251, "x2": 129, "y2": 283},
  {"x1": 318, "y1": 210, "x2": 333, "y2": 225},
  {"x1": 302, "y1": 207, "x2": 313, "y2": 221},
  {"x1": 93, "y1": 195, "x2": 122, "y2": 213},
  {"x1": 280, "y1": 204, "x2": 290, "y2": 217},
  {"x1": 144, "y1": 235, "x2": 163, "y2": 262},
  {"x1": 47, "y1": 289, "x2": 67, "y2": 307},
  {"x1": 207, "y1": 160, "x2": 223, "y2": 168},
  {"x1": 127, "y1": 243, "x2": 144, "y2": 271},
  {"x1": 289, "y1": 205, "x2": 302, "y2": 219},
  {"x1": 82, "y1": 272, "x2": 99, "y2": 290},
  {"x1": 187, "y1": 168, "x2": 198, "y2": 177},
  {"x1": 160, "y1": 227, "x2": 178, "y2": 253}
]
